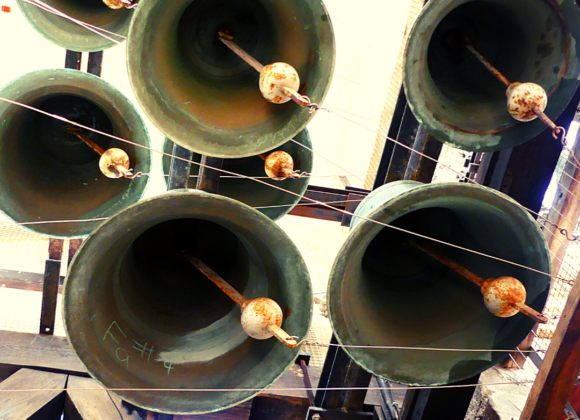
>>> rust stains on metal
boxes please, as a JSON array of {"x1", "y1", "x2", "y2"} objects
[
  {"x1": 185, "y1": 254, "x2": 246, "y2": 307},
  {"x1": 264, "y1": 150, "x2": 300, "y2": 180}
]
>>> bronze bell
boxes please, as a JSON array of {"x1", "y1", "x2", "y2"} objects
[
  {"x1": 328, "y1": 181, "x2": 551, "y2": 385},
  {"x1": 404, "y1": 0, "x2": 580, "y2": 151},
  {"x1": 0, "y1": 69, "x2": 150, "y2": 238},
  {"x1": 18, "y1": 0, "x2": 134, "y2": 51},
  {"x1": 64, "y1": 191, "x2": 312, "y2": 414},
  {"x1": 127, "y1": 0, "x2": 335, "y2": 158},
  {"x1": 162, "y1": 130, "x2": 313, "y2": 221}
]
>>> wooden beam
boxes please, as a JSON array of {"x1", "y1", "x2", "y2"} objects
[
  {"x1": 0, "y1": 330, "x2": 86, "y2": 376},
  {"x1": 521, "y1": 268, "x2": 580, "y2": 420},
  {"x1": 65, "y1": 376, "x2": 141, "y2": 420},
  {"x1": 0, "y1": 368, "x2": 66, "y2": 419}
]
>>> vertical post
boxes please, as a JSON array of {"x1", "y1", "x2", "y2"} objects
[
  {"x1": 64, "y1": 50, "x2": 82, "y2": 70},
  {"x1": 384, "y1": 105, "x2": 420, "y2": 184},
  {"x1": 68, "y1": 239, "x2": 83, "y2": 268},
  {"x1": 521, "y1": 268, "x2": 580, "y2": 420},
  {"x1": 400, "y1": 375, "x2": 480, "y2": 420},
  {"x1": 167, "y1": 143, "x2": 193, "y2": 190},
  {"x1": 314, "y1": 335, "x2": 372, "y2": 412},
  {"x1": 39, "y1": 239, "x2": 63, "y2": 335},
  {"x1": 372, "y1": 87, "x2": 408, "y2": 189},
  {"x1": 403, "y1": 126, "x2": 443, "y2": 183},
  {"x1": 196, "y1": 156, "x2": 224, "y2": 193},
  {"x1": 87, "y1": 51, "x2": 104, "y2": 77}
]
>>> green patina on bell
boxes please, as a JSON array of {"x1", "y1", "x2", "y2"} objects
[
  {"x1": 0, "y1": 69, "x2": 150, "y2": 238},
  {"x1": 404, "y1": 0, "x2": 580, "y2": 151},
  {"x1": 18, "y1": 0, "x2": 134, "y2": 52},
  {"x1": 162, "y1": 130, "x2": 313, "y2": 221},
  {"x1": 328, "y1": 181, "x2": 551, "y2": 385},
  {"x1": 64, "y1": 191, "x2": 312, "y2": 414},
  {"x1": 127, "y1": 0, "x2": 335, "y2": 158}
]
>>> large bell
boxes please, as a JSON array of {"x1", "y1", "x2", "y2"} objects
[
  {"x1": 328, "y1": 181, "x2": 551, "y2": 385},
  {"x1": 0, "y1": 69, "x2": 150, "y2": 238},
  {"x1": 404, "y1": 0, "x2": 580, "y2": 151},
  {"x1": 127, "y1": 0, "x2": 335, "y2": 158},
  {"x1": 18, "y1": 0, "x2": 133, "y2": 52},
  {"x1": 64, "y1": 191, "x2": 312, "y2": 414},
  {"x1": 162, "y1": 130, "x2": 313, "y2": 221}
]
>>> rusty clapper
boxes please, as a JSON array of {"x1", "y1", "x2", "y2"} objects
[
  {"x1": 0, "y1": 69, "x2": 150, "y2": 238},
  {"x1": 63, "y1": 192, "x2": 312, "y2": 414},
  {"x1": 328, "y1": 181, "x2": 551, "y2": 386},
  {"x1": 126, "y1": 0, "x2": 335, "y2": 158},
  {"x1": 403, "y1": 0, "x2": 580, "y2": 151}
]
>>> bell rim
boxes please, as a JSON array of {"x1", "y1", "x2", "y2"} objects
[
  {"x1": 17, "y1": 0, "x2": 132, "y2": 52},
  {"x1": 0, "y1": 68, "x2": 151, "y2": 239},
  {"x1": 63, "y1": 190, "x2": 313, "y2": 414},
  {"x1": 328, "y1": 181, "x2": 551, "y2": 385}
]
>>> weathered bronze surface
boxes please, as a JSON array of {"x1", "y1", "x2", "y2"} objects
[
  {"x1": 127, "y1": 0, "x2": 335, "y2": 158},
  {"x1": 18, "y1": 0, "x2": 133, "y2": 51},
  {"x1": 63, "y1": 191, "x2": 312, "y2": 414},
  {"x1": 0, "y1": 69, "x2": 150, "y2": 238},
  {"x1": 404, "y1": 0, "x2": 580, "y2": 151},
  {"x1": 328, "y1": 181, "x2": 551, "y2": 385},
  {"x1": 162, "y1": 130, "x2": 313, "y2": 221}
]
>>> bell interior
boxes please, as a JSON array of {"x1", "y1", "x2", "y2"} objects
[
  {"x1": 333, "y1": 188, "x2": 549, "y2": 385},
  {"x1": 0, "y1": 90, "x2": 137, "y2": 237},
  {"x1": 118, "y1": 219, "x2": 250, "y2": 335},
  {"x1": 425, "y1": 0, "x2": 568, "y2": 134},
  {"x1": 129, "y1": 0, "x2": 332, "y2": 157}
]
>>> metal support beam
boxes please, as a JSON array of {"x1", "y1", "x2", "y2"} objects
[
  {"x1": 87, "y1": 51, "x2": 103, "y2": 77},
  {"x1": 196, "y1": 155, "x2": 224, "y2": 194},
  {"x1": 314, "y1": 335, "x2": 372, "y2": 412},
  {"x1": 403, "y1": 126, "x2": 443, "y2": 183},
  {"x1": 39, "y1": 239, "x2": 63, "y2": 336},
  {"x1": 64, "y1": 50, "x2": 81, "y2": 70},
  {"x1": 399, "y1": 374, "x2": 479, "y2": 420},
  {"x1": 167, "y1": 143, "x2": 193, "y2": 190},
  {"x1": 372, "y1": 88, "x2": 408, "y2": 190}
]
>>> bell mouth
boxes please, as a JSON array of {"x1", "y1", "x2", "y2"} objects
[
  {"x1": 329, "y1": 182, "x2": 551, "y2": 385},
  {"x1": 127, "y1": 0, "x2": 335, "y2": 158},
  {"x1": 404, "y1": 0, "x2": 579, "y2": 151},
  {"x1": 63, "y1": 192, "x2": 312, "y2": 414},
  {"x1": 0, "y1": 69, "x2": 150, "y2": 238}
]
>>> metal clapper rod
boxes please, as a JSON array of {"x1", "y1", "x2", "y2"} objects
[
  {"x1": 408, "y1": 238, "x2": 548, "y2": 324},
  {"x1": 218, "y1": 31, "x2": 313, "y2": 108},
  {"x1": 66, "y1": 126, "x2": 138, "y2": 179},
  {"x1": 183, "y1": 254, "x2": 300, "y2": 348},
  {"x1": 464, "y1": 41, "x2": 565, "y2": 139}
]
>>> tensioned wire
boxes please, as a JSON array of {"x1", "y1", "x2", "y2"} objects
[
  {"x1": 0, "y1": 381, "x2": 536, "y2": 393},
  {"x1": 0, "y1": 95, "x2": 571, "y2": 287},
  {"x1": 1, "y1": 1, "x2": 559, "y2": 397},
  {"x1": 19, "y1": 0, "x2": 125, "y2": 44},
  {"x1": 8, "y1": 0, "x2": 580, "y2": 307}
]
